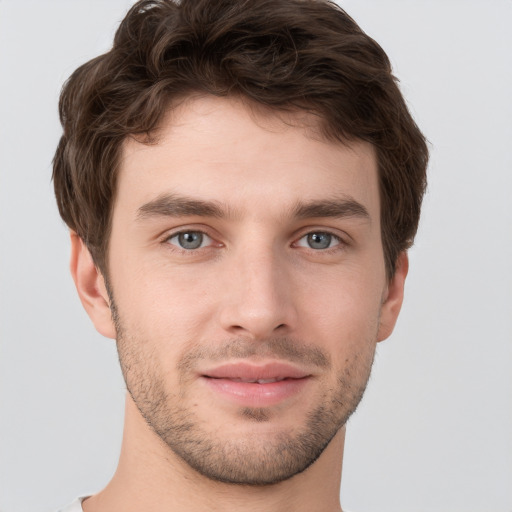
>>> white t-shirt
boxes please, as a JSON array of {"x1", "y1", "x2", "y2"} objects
[{"x1": 57, "y1": 497, "x2": 88, "y2": 512}]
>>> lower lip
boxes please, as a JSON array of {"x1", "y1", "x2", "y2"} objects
[{"x1": 202, "y1": 377, "x2": 310, "y2": 407}]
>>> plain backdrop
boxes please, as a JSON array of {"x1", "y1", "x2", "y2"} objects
[{"x1": 1, "y1": 1, "x2": 511, "y2": 511}]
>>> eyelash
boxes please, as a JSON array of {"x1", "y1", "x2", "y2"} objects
[
  {"x1": 162, "y1": 228, "x2": 348, "y2": 254},
  {"x1": 163, "y1": 229, "x2": 220, "y2": 254},
  {"x1": 294, "y1": 231, "x2": 345, "y2": 251}
]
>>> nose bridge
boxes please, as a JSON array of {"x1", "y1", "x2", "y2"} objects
[{"x1": 219, "y1": 239, "x2": 296, "y2": 338}]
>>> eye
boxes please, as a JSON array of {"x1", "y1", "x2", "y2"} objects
[
  {"x1": 167, "y1": 231, "x2": 212, "y2": 250},
  {"x1": 296, "y1": 232, "x2": 341, "y2": 250}
]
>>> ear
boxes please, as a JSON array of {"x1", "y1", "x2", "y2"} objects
[
  {"x1": 69, "y1": 231, "x2": 116, "y2": 339},
  {"x1": 377, "y1": 251, "x2": 409, "y2": 342}
]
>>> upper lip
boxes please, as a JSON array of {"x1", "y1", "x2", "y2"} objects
[{"x1": 201, "y1": 362, "x2": 311, "y2": 382}]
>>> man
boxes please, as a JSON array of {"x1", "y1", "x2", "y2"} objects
[{"x1": 53, "y1": 0, "x2": 428, "y2": 510}]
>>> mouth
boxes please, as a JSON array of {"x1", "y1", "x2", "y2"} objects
[
  {"x1": 217, "y1": 376, "x2": 290, "y2": 384},
  {"x1": 200, "y1": 362, "x2": 312, "y2": 407}
]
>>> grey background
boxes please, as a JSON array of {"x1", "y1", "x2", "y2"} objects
[{"x1": 1, "y1": 1, "x2": 511, "y2": 511}]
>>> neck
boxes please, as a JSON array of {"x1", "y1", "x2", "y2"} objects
[{"x1": 83, "y1": 394, "x2": 345, "y2": 512}]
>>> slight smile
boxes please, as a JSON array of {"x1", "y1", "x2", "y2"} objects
[{"x1": 200, "y1": 362, "x2": 312, "y2": 407}]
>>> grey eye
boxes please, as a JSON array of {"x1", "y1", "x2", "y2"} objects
[
  {"x1": 296, "y1": 232, "x2": 340, "y2": 250},
  {"x1": 307, "y1": 232, "x2": 332, "y2": 249},
  {"x1": 168, "y1": 231, "x2": 210, "y2": 250}
]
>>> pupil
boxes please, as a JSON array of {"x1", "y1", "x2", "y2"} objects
[
  {"x1": 179, "y1": 232, "x2": 202, "y2": 249},
  {"x1": 308, "y1": 232, "x2": 331, "y2": 249}
]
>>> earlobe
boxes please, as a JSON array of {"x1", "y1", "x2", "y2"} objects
[
  {"x1": 377, "y1": 252, "x2": 409, "y2": 342},
  {"x1": 69, "y1": 231, "x2": 116, "y2": 339}
]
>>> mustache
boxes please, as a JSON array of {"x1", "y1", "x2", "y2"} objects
[{"x1": 178, "y1": 337, "x2": 331, "y2": 372}]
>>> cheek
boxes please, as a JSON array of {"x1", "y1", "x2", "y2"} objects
[
  {"x1": 111, "y1": 257, "x2": 218, "y2": 347},
  {"x1": 296, "y1": 264, "x2": 384, "y2": 351},
  {"x1": 301, "y1": 256, "x2": 384, "y2": 311}
]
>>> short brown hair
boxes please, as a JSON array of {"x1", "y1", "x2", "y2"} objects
[{"x1": 53, "y1": 0, "x2": 428, "y2": 277}]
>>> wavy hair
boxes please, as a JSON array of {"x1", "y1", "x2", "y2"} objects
[{"x1": 53, "y1": 0, "x2": 428, "y2": 277}]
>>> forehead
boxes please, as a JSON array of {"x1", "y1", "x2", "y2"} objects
[{"x1": 117, "y1": 95, "x2": 379, "y2": 221}]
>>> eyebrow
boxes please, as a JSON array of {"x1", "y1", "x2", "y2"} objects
[
  {"x1": 291, "y1": 197, "x2": 370, "y2": 222},
  {"x1": 137, "y1": 194, "x2": 228, "y2": 220},
  {"x1": 136, "y1": 193, "x2": 370, "y2": 223}
]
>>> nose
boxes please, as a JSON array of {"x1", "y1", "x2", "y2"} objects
[{"x1": 218, "y1": 246, "x2": 297, "y2": 340}]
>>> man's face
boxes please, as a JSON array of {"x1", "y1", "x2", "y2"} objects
[{"x1": 101, "y1": 96, "x2": 403, "y2": 485}]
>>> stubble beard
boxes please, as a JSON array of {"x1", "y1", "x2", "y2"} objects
[{"x1": 111, "y1": 299, "x2": 376, "y2": 486}]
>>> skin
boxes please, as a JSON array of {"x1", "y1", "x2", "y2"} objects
[{"x1": 70, "y1": 95, "x2": 408, "y2": 512}]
